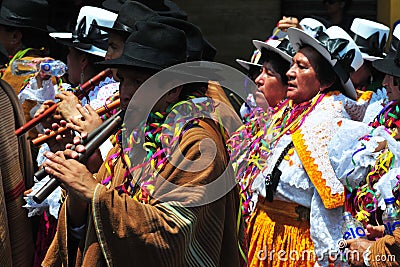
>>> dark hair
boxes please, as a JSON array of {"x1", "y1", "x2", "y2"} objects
[{"x1": 261, "y1": 48, "x2": 290, "y2": 85}]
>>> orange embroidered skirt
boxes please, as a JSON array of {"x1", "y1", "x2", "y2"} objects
[{"x1": 247, "y1": 197, "x2": 315, "y2": 267}]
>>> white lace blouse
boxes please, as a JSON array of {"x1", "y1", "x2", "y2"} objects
[{"x1": 250, "y1": 92, "x2": 371, "y2": 266}]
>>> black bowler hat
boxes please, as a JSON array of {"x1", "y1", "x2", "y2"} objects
[
  {"x1": 373, "y1": 24, "x2": 400, "y2": 78},
  {"x1": 152, "y1": 16, "x2": 203, "y2": 61},
  {"x1": 102, "y1": 0, "x2": 187, "y2": 20},
  {"x1": 99, "y1": 21, "x2": 186, "y2": 71},
  {"x1": 94, "y1": 1, "x2": 159, "y2": 37},
  {"x1": 0, "y1": 0, "x2": 51, "y2": 32}
]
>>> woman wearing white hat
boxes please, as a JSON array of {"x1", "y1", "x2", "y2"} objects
[{"x1": 245, "y1": 25, "x2": 365, "y2": 266}]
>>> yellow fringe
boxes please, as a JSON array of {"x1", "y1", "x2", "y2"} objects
[
  {"x1": 292, "y1": 130, "x2": 344, "y2": 209},
  {"x1": 247, "y1": 198, "x2": 315, "y2": 267}
]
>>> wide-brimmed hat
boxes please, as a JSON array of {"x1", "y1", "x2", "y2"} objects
[
  {"x1": 288, "y1": 26, "x2": 363, "y2": 100},
  {"x1": 299, "y1": 17, "x2": 326, "y2": 38},
  {"x1": 236, "y1": 49, "x2": 262, "y2": 71},
  {"x1": 94, "y1": 1, "x2": 158, "y2": 37},
  {"x1": 98, "y1": 21, "x2": 186, "y2": 71},
  {"x1": 0, "y1": 0, "x2": 52, "y2": 32},
  {"x1": 372, "y1": 24, "x2": 400, "y2": 78},
  {"x1": 152, "y1": 16, "x2": 204, "y2": 61},
  {"x1": 386, "y1": 22, "x2": 400, "y2": 57},
  {"x1": 102, "y1": 0, "x2": 187, "y2": 20},
  {"x1": 350, "y1": 18, "x2": 390, "y2": 61},
  {"x1": 253, "y1": 38, "x2": 295, "y2": 63},
  {"x1": 49, "y1": 6, "x2": 117, "y2": 58}
]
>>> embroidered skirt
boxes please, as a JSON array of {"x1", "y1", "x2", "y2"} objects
[{"x1": 247, "y1": 197, "x2": 315, "y2": 267}]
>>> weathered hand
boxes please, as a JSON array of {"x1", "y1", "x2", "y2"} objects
[
  {"x1": 55, "y1": 91, "x2": 81, "y2": 122},
  {"x1": 66, "y1": 104, "x2": 102, "y2": 134},
  {"x1": 345, "y1": 238, "x2": 374, "y2": 266},
  {"x1": 42, "y1": 150, "x2": 97, "y2": 202},
  {"x1": 366, "y1": 224, "x2": 385, "y2": 239},
  {"x1": 277, "y1": 16, "x2": 300, "y2": 32}
]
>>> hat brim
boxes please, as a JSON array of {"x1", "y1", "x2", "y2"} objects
[
  {"x1": 92, "y1": 24, "x2": 131, "y2": 37},
  {"x1": 102, "y1": 0, "x2": 121, "y2": 12},
  {"x1": 253, "y1": 40, "x2": 292, "y2": 63},
  {"x1": 235, "y1": 59, "x2": 262, "y2": 71},
  {"x1": 97, "y1": 55, "x2": 165, "y2": 71},
  {"x1": 373, "y1": 58, "x2": 400, "y2": 78},
  {"x1": 49, "y1": 33, "x2": 106, "y2": 58},
  {"x1": 0, "y1": 16, "x2": 53, "y2": 32},
  {"x1": 287, "y1": 27, "x2": 357, "y2": 100},
  {"x1": 361, "y1": 52, "x2": 384, "y2": 62}
]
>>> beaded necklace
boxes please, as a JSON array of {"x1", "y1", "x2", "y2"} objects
[{"x1": 101, "y1": 93, "x2": 215, "y2": 204}]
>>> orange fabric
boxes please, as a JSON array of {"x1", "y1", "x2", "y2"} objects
[
  {"x1": 356, "y1": 90, "x2": 373, "y2": 102},
  {"x1": 247, "y1": 198, "x2": 315, "y2": 267},
  {"x1": 292, "y1": 130, "x2": 345, "y2": 209}
]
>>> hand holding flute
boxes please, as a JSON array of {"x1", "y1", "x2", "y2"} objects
[{"x1": 33, "y1": 110, "x2": 123, "y2": 203}]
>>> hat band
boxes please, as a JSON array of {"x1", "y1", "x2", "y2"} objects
[
  {"x1": 72, "y1": 36, "x2": 108, "y2": 51},
  {"x1": 0, "y1": 6, "x2": 46, "y2": 29},
  {"x1": 390, "y1": 37, "x2": 399, "y2": 55},
  {"x1": 352, "y1": 32, "x2": 386, "y2": 57},
  {"x1": 112, "y1": 20, "x2": 135, "y2": 34},
  {"x1": 332, "y1": 60, "x2": 350, "y2": 85},
  {"x1": 276, "y1": 39, "x2": 295, "y2": 58},
  {"x1": 124, "y1": 42, "x2": 185, "y2": 68}
]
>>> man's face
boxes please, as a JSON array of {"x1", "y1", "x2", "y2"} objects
[
  {"x1": 117, "y1": 68, "x2": 153, "y2": 110},
  {"x1": 383, "y1": 74, "x2": 400, "y2": 101},
  {"x1": 105, "y1": 32, "x2": 125, "y2": 61},
  {"x1": 350, "y1": 63, "x2": 371, "y2": 90},
  {"x1": 106, "y1": 32, "x2": 126, "y2": 81},
  {"x1": 0, "y1": 25, "x2": 15, "y2": 55}
]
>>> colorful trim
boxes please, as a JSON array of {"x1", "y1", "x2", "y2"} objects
[{"x1": 292, "y1": 130, "x2": 345, "y2": 209}]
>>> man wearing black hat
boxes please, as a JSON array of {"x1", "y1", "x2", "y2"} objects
[
  {"x1": 0, "y1": 0, "x2": 55, "y2": 141},
  {"x1": 41, "y1": 21, "x2": 242, "y2": 267}
]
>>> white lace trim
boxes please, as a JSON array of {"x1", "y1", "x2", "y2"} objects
[
  {"x1": 23, "y1": 175, "x2": 62, "y2": 219},
  {"x1": 298, "y1": 94, "x2": 350, "y2": 195}
]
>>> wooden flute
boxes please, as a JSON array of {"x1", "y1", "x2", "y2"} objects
[
  {"x1": 32, "y1": 110, "x2": 124, "y2": 203},
  {"x1": 15, "y1": 68, "x2": 112, "y2": 136},
  {"x1": 31, "y1": 98, "x2": 120, "y2": 146}
]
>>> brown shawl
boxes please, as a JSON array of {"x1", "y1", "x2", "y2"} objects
[
  {"x1": 369, "y1": 228, "x2": 400, "y2": 267},
  {"x1": 0, "y1": 80, "x2": 34, "y2": 267},
  {"x1": 43, "y1": 118, "x2": 241, "y2": 267}
]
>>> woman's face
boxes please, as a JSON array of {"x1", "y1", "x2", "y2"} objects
[
  {"x1": 254, "y1": 61, "x2": 287, "y2": 108},
  {"x1": 286, "y1": 47, "x2": 322, "y2": 104},
  {"x1": 383, "y1": 74, "x2": 400, "y2": 101},
  {"x1": 66, "y1": 47, "x2": 84, "y2": 85}
]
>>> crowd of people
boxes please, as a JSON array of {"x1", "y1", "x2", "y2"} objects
[{"x1": 1, "y1": 0, "x2": 400, "y2": 266}]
